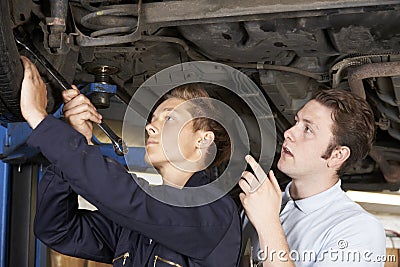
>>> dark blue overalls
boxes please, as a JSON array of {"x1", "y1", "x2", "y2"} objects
[{"x1": 28, "y1": 116, "x2": 242, "y2": 267}]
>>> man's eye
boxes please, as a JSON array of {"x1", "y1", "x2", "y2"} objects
[
  {"x1": 305, "y1": 126, "x2": 312, "y2": 133},
  {"x1": 166, "y1": 116, "x2": 174, "y2": 121}
]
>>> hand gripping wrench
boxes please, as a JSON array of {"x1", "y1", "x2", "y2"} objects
[{"x1": 15, "y1": 36, "x2": 128, "y2": 156}]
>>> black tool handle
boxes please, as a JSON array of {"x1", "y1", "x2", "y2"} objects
[
  {"x1": 15, "y1": 35, "x2": 129, "y2": 155},
  {"x1": 14, "y1": 36, "x2": 70, "y2": 91}
]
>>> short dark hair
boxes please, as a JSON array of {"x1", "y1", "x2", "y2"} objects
[
  {"x1": 316, "y1": 89, "x2": 376, "y2": 176},
  {"x1": 165, "y1": 83, "x2": 231, "y2": 167}
]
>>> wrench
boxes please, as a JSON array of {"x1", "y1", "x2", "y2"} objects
[{"x1": 15, "y1": 35, "x2": 128, "y2": 156}]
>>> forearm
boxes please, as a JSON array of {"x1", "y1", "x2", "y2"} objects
[
  {"x1": 35, "y1": 165, "x2": 79, "y2": 242},
  {"x1": 257, "y1": 219, "x2": 295, "y2": 267},
  {"x1": 35, "y1": 165, "x2": 118, "y2": 263}
]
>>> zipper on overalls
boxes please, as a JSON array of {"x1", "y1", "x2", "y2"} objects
[
  {"x1": 112, "y1": 252, "x2": 130, "y2": 266},
  {"x1": 153, "y1": 255, "x2": 183, "y2": 267}
]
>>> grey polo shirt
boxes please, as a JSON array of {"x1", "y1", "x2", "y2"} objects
[{"x1": 278, "y1": 180, "x2": 386, "y2": 266}]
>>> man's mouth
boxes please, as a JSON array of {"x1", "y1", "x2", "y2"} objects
[
  {"x1": 282, "y1": 145, "x2": 294, "y2": 157},
  {"x1": 146, "y1": 139, "x2": 159, "y2": 145}
]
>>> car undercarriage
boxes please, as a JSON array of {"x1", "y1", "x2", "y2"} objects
[{"x1": 2, "y1": 0, "x2": 400, "y2": 189}]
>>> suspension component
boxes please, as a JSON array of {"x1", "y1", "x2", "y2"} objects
[{"x1": 81, "y1": 64, "x2": 119, "y2": 109}]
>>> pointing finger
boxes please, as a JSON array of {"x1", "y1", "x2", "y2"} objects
[
  {"x1": 245, "y1": 155, "x2": 267, "y2": 183},
  {"x1": 242, "y1": 171, "x2": 261, "y2": 191}
]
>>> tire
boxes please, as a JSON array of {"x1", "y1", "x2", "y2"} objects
[{"x1": 0, "y1": 0, "x2": 24, "y2": 122}]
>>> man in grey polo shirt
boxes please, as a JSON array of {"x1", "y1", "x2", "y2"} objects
[{"x1": 239, "y1": 89, "x2": 386, "y2": 266}]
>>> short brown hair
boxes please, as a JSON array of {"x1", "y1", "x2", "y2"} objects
[
  {"x1": 316, "y1": 89, "x2": 375, "y2": 175},
  {"x1": 165, "y1": 83, "x2": 231, "y2": 167}
]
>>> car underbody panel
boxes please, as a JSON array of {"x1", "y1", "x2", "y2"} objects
[{"x1": 6, "y1": 0, "x2": 400, "y2": 187}]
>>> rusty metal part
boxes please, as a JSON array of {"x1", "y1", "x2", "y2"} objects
[
  {"x1": 47, "y1": 0, "x2": 68, "y2": 49},
  {"x1": 70, "y1": 0, "x2": 400, "y2": 46},
  {"x1": 330, "y1": 54, "x2": 400, "y2": 89},
  {"x1": 369, "y1": 147, "x2": 400, "y2": 183},
  {"x1": 71, "y1": 0, "x2": 143, "y2": 47},
  {"x1": 331, "y1": 57, "x2": 372, "y2": 89},
  {"x1": 111, "y1": 0, "x2": 400, "y2": 27},
  {"x1": 347, "y1": 61, "x2": 400, "y2": 183},
  {"x1": 348, "y1": 61, "x2": 400, "y2": 99},
  {"x1": 80, "y1": 8, "x2": 137, "y2": 30},
  {"x1": 229, "y1": 62, "x2": 324, "y2": 80}
]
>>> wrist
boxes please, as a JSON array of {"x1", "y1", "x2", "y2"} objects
[
  {"x1": 255, "y1": 216, "x2": 282, "y2": 241},
  {"x1": 255, "y1": 214, "x2": 280, "y2": 231},
  {"x1": 27, "y1": 111, "x2": 47, "y2": 129}
]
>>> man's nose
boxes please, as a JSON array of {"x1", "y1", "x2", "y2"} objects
[
  {"x1": 283, "y1": 126, "x2": 295, "y2": 142},
  {"x1": 145, "y1": 122, "x2": 158, "y2": 136}
]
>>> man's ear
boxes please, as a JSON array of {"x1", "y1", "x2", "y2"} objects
[
  {"x1": 196, "y1": 131, "x2": 215, "y2": 149},
  {"x1": 327, "y1": 146, "x2": 350, "y2": 169}
]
